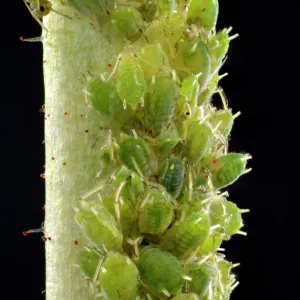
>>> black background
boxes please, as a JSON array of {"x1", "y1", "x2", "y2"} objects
[{"x1": 1, "y1": 1, "x2": 298, "y2": 299}]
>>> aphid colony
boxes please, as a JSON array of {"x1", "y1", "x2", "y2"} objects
[{"x1": 33, "y1": 0, "x2": 250, "y2": 299}]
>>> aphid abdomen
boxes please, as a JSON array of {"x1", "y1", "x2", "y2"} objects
[
  {"x1": 154, "y1": 130, "x2": 181, "y2": 158},
  {"x1": 138, "y1": 246, "x2": 185, "y2": 295},
  {"x1": 186, "y1": 0, "x2": 219, "y2": 31},
  {"x1": 117, "y1": 136, "x2": 151, "y2": 176},
  {"x1": 78, "y1": 248, "x2": 100, "y2": 279},
  {"x1": 117, "y1": 55, "x2": 146, "y2": 109},
  {"x1": 99, "y1": 252, "x2": 139, "y2": 300},
  {"x1": 145, "y1": 73, "x2": 178, "y2": 136},
  {"x1": 211, "y1": 153, "x2": 247, "y2": 189},
  {"x1": 161, "y1": 156, "x2": 184, "y2": 198},
  {"x1": 184, "y1": 122, "x2": 213, "y2": 163},
  {"x1": 198, "y1": 234, "x2": 223, "y2": 255},
  {"x1": 138, "y1": 189, "x2": 174, "y2": 235},
  {"x1": 75, "y1": 204, "x2": 123, "y2": 251},
  {"x1": 223, "y1": 200, "x2": 243, "y2": 236},
  {"x1": 174, "y1": 40, "x2": 211, "y2": 91},
  {"x1": 160, "y1": 211, "x2": 210, "y2": 259},
  {"x1": 210, "y1": 110, "x2": 234, "y2": 138},
  {"x1": 172, "y1": 293, "x2": 199, "y2": 300}
]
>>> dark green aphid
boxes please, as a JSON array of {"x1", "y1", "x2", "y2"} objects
[
  {"x1": 99, "y1": 252, "x2": 139, "y2": 300},
  {"x1": 138, "y1": 189, "x2": 174, "y2": 235},
  {"x1": 154, "y1": 130, "x2": 181, "y2": 157},
  {"x1": 211, "y1": 153, "x2": 249, "y2": 189},
  {"x1": 145, "y1": 73, "x2": 178, "y2": 136},
  {"x1": 138, "y1": 246, "x2": 185, "y2": 295},
  {"x1": 174, "y1": 40, "x2": 211, "y2": 91},
  {"x1": 75, "y1": 203, "x2": 123, "y2": 251},
  {"x1": 111, "y1": 7, "x2": 143, "y2": 40},
  {"x1": 187, "y1": 260, "x2": 217, "y2": 297},
  {"x1": 117, "y1": 54, "x2": 146, "y2": 109},
  {"x1": 186, "y1": 0, "x2": 219, "y2": 31},
  {"x1": 160, "y1": 210, "x2": 210, "y2": 259},
  {"x1": 117, "y1": 136, "x2": 151, "y2": 177},
  {"x1": 157, "y1": 0, "x2": 177, "y2": 13},
  {"x1": 210, "y1": 109, "x2": 234, "y2": 138},
  {"x1": 183, "y1": 122, "x2": 213, "y2": 163},
  {"x1": 172, "y1": 293, "x2": 199, "y2": 300},
  {"x1": 161, "y1": 156, "x2": 184, "y2": 198},
  {"x1": 78, "y1": 248, "x2": 100, "y2": 279},
  {"x1": 138, "y1": 44, "x2": 169, "y2": 81}
]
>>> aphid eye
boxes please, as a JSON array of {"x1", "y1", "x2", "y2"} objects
[
  {"x1": 145, "y1": 73, "x2": 178, "y2": 136},
  {"x1": 99, "y1": 252, "x2": 139, "y2": 300},
  {"x1": 138, "y1": 246, "x2": 185, "y2": 295},
  {"x1": 160, "y1": 156, "x2": 184, "y2": 198},
  {"x1": 186, "y1": 0, "x2": 219, "y2": 31},
  {"x1": 117, "y1": 54, "x2": 146, "y2": 110}
]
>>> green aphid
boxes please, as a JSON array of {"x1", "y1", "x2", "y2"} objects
[
  {"x1": 113, "y1": 166, "x2": 145, "y2": 201},
  {"x1": 210, "y1": 110, "x2": 234, "y2": 138},
  {"x1": 174, "y1": 40, "x2": 211, "y2": 91},
  {"x1": 99, "y1": 252, "x2": 139, "y2": 300},
  {"x1": 172, "y1": 293, "x2": 199, "y2": 300},
  {"x1": 186, "y1": 0, "x2": 219, "y2": 31},
  {"x1": 161, "y1": 156, "x2": 184, "y2": 198},
  {"x1": 198, "y1": 73, "x2": 222, "y2": 106},
  {"x1": 138, "y1": 189, "x2": 174, "y2": 235},
  {"x1": 138, "y1": 246, "x2": 185, "y2": 295},
  {"x1": 157, "y1": 0, "x2": 177, "y2": 13},
  {"x1": 195, "y1": 173, "x2": 209, "y2": 189},
  {"x1": 198, "y1": 234, "x2": 223, "y2": 255},
  {"x1": 75, "y1": 203, "x2": 123, "y2": 251},
  {"x1": 136, "y1": 0, "x2": 157, "y2": 22},
  {"x1": 177, "y1": 74, "x2": 200, "y2": 116},
  {"x1": 187, "y1": 260, "x2": 217, "y2": 297},
  {"x1": 154, "y1": 130, "x2": 181, "y2": 157},
  {"x1": 138, "y1": 44, "x2": 169, "y2": 81},
  {"x1": 160, "y1": 210, "x2": 210, "y2": 259},
  {"x1": 117, "y1": 54, "x2": 146, "y2": 109},
  {"x1": 145, "y1": 73, "x2": 178, "y2": 136},
  {"x1": 111, "y1": 7, "x2": 143, "y2": 40},
  {"x1": 224, "y1": 201, "x2": 243, "y2": 236},
  {"x1": 184, "y1": 122, "x2": 213, "y2": 163},
  {"x1": 211, "y1": 153, "x2": 248, "y2": 189},
  {"x1": 218, "y1": 259, "x2": 237, "y2": 296},
  {"x1": 78, "y1": 248, "x2": 100, "y2": 279},
  {"x1": 117, "y1": 136, "x2": 151, "y2": 176}
]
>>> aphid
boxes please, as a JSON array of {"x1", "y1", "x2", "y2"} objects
[
  {"x1": 198, "y1": 234, "x2": 223, "y2": 255},
  {"x1": 111, "y1": 7, "x2": 143, "y2": 40},
  {"x1": 138, "y1": 246, "x2": 184, "y2": 295},
  {"x1": 138, "y1": 188, "x2": 174, "y2": 235},
  {"x1": 210, "y1": 153, "x2": 251, "y2": 189},
  {"x1": 160, "y1": 156, "x2": 184, "y2": 198},
  {"x1": 172, "y1": 293, "x2": 199, "y2": 300},
  {"x1": 117, "y1": 136, "x2": 151, "y2": 177},
  {"x1": 117, "y1": 54, "x2": 146, "y2": 109},
  {"x1": 174, "y1": 40, "x2": 211, "y2": 91},
  {"x1": 160, "y1": 210, "x2": 210, "y2": 259},
  {"x1": 78, "y1": 247, "x2": 101, "y2": 279},
  {"x1": 187, "y1": 260, "x2": 217, "y2": 297},
  {"x1": 183, "y1": 122, "x2": 213, "y2": 163},
  {"x1": 145, "y1": 73, "x2": 178, "y2": 136},
  {"x1": 137, "y1": 0, "x2": 157, "y2": 22},
  {"x1": 217, "y1": 258, "x2": 238, "y2": 297},
  {"x1": 186, "y1": 0, "x2": 219, "y2": 31},
  {"x1": 99, "y1": 252, "x2": 139, "y2": 300},
  {"x1": 75, "y1": 202, "x2": 123, "y2": 251},
  {"x1": 153, "y1": 130, "x2": 181, "y2": 158},
  {"x1": 157, "y1": 0, "x2": 177, "y2": 14}
]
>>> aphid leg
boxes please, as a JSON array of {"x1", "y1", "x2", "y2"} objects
[
  {"x1": 126, "y1": 236, "x2": 143, "y2": 258},
  {"x1": 107, "y1": 129, "x2": 115, "y2": 163},
  {"x1": 115, "y1": 180, "x2": 127, "y2": 225},
  {"x1": 91, "y1": 256, "x2": 104, "y2": 295},
  {"x1": 131, "y1": 156, "x2": 145, "y2": 180},
  {"x1": 139, "y1": 192, "x2": 152, "y2": 211},
  {"x1": 217, "y1": 88, "x2": 228, "y2": 110}
]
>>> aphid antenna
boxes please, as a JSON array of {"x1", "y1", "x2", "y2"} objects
[
  {"x1": 114, "y1": 180, "x2": 127, "y2": 224},
  {"x1": 106, "y1": 54, "x2": 122, "y2": 82},
  {"x1": 20, "y1": 36, "x2": 44, "y2": 43}
]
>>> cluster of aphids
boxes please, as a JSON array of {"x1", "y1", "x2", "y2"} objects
[{"x1": 26, "y1": 0, "x2": 251, "y2": 299}]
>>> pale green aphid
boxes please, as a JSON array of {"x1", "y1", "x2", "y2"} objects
[
  {"x1": 154, "y1": 130, "x2": 181, "y2": 158},
  {"x1": 145, "y1": 73, "x2": 178, "y2": 136},
  {"x1": 111, "y1": 7, "x2": 144, "y2": 40},
  {"x1": 138, "y1": 44, "x2": 169, "y2": 81},
  {"x1": 117, "y1": 54, "x2": 146, "y2": 109},
  {"x1": 75, "y1": 203, "x2": 123, "y2": 251},
  {"x1": 183, "y1": 121, "x2": 213, "y2": 163},
  {"x1": 78, "y1": 247, "x2": 100, "y2": 279},
  {"x1": 187, "y1": 260, "x2": 217, "y2": 297},
  {"x1": 160, "y1": 210, "x2": 210, "y2": 259},
  {"x1": 172, "y1": 293, "x2": 199, "y2": 300},
  {"x1": 210, "y1": 109, "x2": 234, "y2": 138},
  {"x1": 198, "y1": 234, "x2": 223, "y2": 255},
  {"x1": 161, "y1": 156, "x2": 184, "y2": 198},
  {"x1": 174, "y1": 40, "x2": 211, "y2": 91},
  {"x1": 186, "y1": 0, "x2": 219, "y2": 31},
  {"x1": 211, "y1": 153, "x2": 249, "y2": 189},
  {"x1": 138, "y1": 246, "x2": 185, "y2": 295},
  {"x1": 157, "y1": 0, "x2": 177, "y2": 13},
  {"x1": 117, "y1": 136, "x2": 151, "y2": 177},
  {"x1": 138, "y1": 188, "x2": 174, "y2": 234},
  {"x1": 99, "y1": 252, "x2": 139, "y2": 300}
]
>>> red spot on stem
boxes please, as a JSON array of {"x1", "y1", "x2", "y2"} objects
[
  {"x1": 39, "y1": 108, "x2": 45, "y2": 113},
  {"x1": 40, "y1": 173, "x2": 46, "y2": 179},
  {"x1": 64, "y1": 112, "x2": 68, "y2": 116},
  {"x1": 85, "y1": 129, "x2": 89, "y2": 133},
  {"x1": 63, "y1": 162, "x2": 67, "y2": 166},
  {"x1": 20, "y1": 36, "x2": 24, "y2": 41},
  {"x1": 108, "y1": 63, "x2": 112, "y2": 68},
  {"x1": 47, "y1": 237, "x2": 52, "y2": 241},
  {"x1": 42, "y1": 205, "x2": 45, "y2": 211},
  {"x1": 51, "y1": 157, "x2": 55, "y2": 160},
  {"x1": 74, "y1": 240, "x2": 79, "y2": 246},
  {"x1": 23, "y1": 231, "x2": 29, "y2": 236},
  {"x1": 212, "y1": 159, "x2": 217, "y2": 164}
]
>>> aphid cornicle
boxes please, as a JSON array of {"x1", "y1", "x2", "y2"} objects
[
  {"x1": 160, "y1": 210, "x2": 210, "y2": 259},
  {"x1": 145, "y1": 73, "x2": 178, "y2": 136},
  {"x1": 160, "y1": 156, "x2": 184, "y2": 198},
  {"x1": 117, "y1": 54, "x2": 146, "y2": 110},
  {"x1": 138, "y1": 246, "x2": 185, "y2": 295},
  {"x1": 138, "y1": 189, "x2": 174, "y2": 235},
  {"x1": 172, "y1": 293, "x2": 199, "y2": 300},
  {"x1": 99, "y1": 252, "x2": 139, "y2": 300}
]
